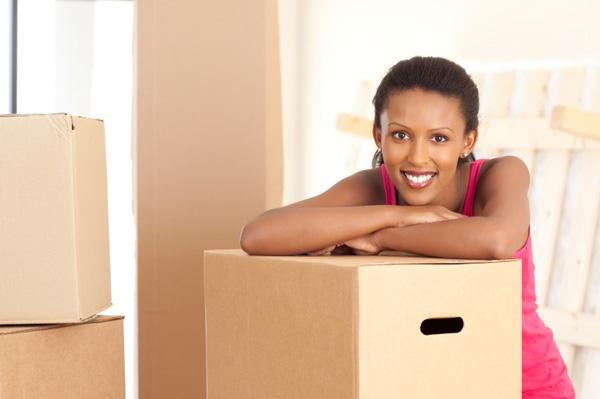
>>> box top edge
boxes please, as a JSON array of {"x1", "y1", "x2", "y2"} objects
[
  {"x1": 204, "y1": 249, "x2": 519, "y2": 266},
  {"x1": 0, "y1": 113, "x2": 103, "y2": 123},
  {"x1": 0, "y1": 315, "x2": 124, "y2": 336}
]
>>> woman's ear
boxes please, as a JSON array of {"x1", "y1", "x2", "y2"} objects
[
  {"x1": 373, "y1": 126, "x2": 382, "y2": 149},
  {"x1": 462, "y1": 129, "x2": 478, "y2": 157}
]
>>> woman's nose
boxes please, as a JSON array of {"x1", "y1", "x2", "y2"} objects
[{"x1": 408, "y1": 141, "x2": 429, "y2": 166}]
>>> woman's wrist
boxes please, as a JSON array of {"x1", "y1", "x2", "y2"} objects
[
  {"x1": 373, "y1": 227, "x2": 391, "y2": 252},
  {"x1": 389, "y1": 206, "x2": 410, "y2": 228}
]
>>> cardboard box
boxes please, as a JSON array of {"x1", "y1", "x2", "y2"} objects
[
  {"x1": 0, "y1": 315, "x2": 125, "y2": 398},
  {"x1": 135, "y1": 1, "x2": 283, "y2": 397},
  {"x1": 204, "y1": 250, "x2": 522, "y2": 398},
  {"x1": 0, "y1": 113, "x2": 111, "y2": 323}
]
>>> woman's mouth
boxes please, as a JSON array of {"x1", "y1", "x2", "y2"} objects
[{"x1": 401, "y1": 170, "x2": 437, "y2": 189}]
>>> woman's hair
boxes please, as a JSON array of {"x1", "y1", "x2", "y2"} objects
[{"x1": 371, "y1": 56, "x2": 479, "y2": 168}]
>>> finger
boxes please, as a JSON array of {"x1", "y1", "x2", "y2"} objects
[
  {"x1": 307, "y1": 250, "x2": 330, "y2": 256},
  {"x1": 307, "y1": 250, "x2": 329, "y2": 256},
  {"x1": 307, "y1": 245, "x2": 336, "y2": 256},
  {"x1": 442, "y1": 210, "x2": 466, "y2": 219}
]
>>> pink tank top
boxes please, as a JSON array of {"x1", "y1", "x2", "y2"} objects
[{"x1": 381, "y1": 160, "x2": 575, "y2": 398}]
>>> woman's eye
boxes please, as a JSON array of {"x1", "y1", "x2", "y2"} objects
[
  {"x1": 432, "y1": 135, "x2": 448, "y2": 143},
  {"x1": 392, "y1": 131, "x2": 409, "y2": 140}
]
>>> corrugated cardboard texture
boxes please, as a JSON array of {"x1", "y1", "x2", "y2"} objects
[
  {"x1": 0, "y1": 315, "x2": 125, "y2": 398},
  {"x1": 135, "y1": 1, "x2": 282, "y2": 398},
  {"x1": 204, "y1": 252, "x2": 357, "y2": 398},
  {"x1": 359, "y1": 263, "x2": 521, "y2": 398},
  {"x1": 0, "y1": 114, "x2": 111, "y2": 323},
  {"x1": 205, "y1": 250, "x2": 521, "y2": 398}
]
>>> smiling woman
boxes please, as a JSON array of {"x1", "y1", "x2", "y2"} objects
[
  {"x1": 240, "y1": 57, "x2": 512, "y2": 260},
  {"x1": 240, "y1": 55, "x2": 576, "y2": 398}
]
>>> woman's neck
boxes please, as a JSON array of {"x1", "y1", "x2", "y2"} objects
[{"x1": 443, "y1": 161, "x2": 471, "y2": 213}]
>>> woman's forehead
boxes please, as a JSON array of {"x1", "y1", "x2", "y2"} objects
[{"x1": 384, "y1": 89, "x2": 464, "y2": 128}]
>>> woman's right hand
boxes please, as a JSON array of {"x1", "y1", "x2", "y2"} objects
[{"x1": 395, "y1": 205, "x2": 465, "y2": 227}]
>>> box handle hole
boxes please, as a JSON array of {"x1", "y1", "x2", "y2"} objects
[{"x1": 420, "y1": 317, "x2": 464, "y2": 335}]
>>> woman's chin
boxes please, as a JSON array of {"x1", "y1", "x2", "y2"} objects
[{"x1": 398, "y1": 192, "x2": 436, "y2": 206}]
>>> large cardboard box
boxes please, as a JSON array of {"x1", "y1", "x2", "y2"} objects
[
  {"x1": 135, "y1": 1, "x2": 283, "y2": 397},
  {"x1": 0, "y1": 315, "x2": 125, "y2": 398},
  {"x1": 204, "y1": 250, "x2": 522, "y2": 398},
  {"x1": 0, "y1": 113, "x2": 111, "y2": 323}
]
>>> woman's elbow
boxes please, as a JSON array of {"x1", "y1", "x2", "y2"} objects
[
  {"x1": 240, "y1": 224, "x2": 259, "y2": 255},
  {"x1": 240, "y1": 221, "x2": 276, "y2": 255},
  {"x1": 489, "y1": 232, "x2": 518, "y2": 260}
]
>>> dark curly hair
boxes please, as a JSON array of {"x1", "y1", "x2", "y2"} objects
[{"x1": 371, "y1": 56, "x2": 479, "y2": 167}]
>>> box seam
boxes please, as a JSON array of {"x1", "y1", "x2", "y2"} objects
[{"x1": 203, "y1": 252, "x2": 210, "y2": 398}]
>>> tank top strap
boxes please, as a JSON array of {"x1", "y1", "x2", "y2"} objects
[
  {"x1": 380, "y1": 166, "x2": 397, "y2": 206},
  {"x1": 463, "y1": 159, "x2": 487, "y2": 216},
  {"x1": 381, "y1": 160, "x2": 487, "y2": 212}
]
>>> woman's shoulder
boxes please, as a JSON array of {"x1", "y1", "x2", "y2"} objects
[
  {"x1": 479, "y1": 156, "x2": 530, "y2": 180},
  {"x1": 472, "y1": 156, "x2": 531, "y2": 249},
  {"x1": 477, "y1": 155, "x2": 530, "y2": 196},
  {"x1": 290, "y1": 168, "x2": 386, "y2": 208},
  {"x1": 337, "y1": 167, "x2": 386, "y2": 205}
]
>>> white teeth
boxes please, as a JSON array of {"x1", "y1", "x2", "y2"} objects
[{"x1": 404, "y1": 172, "x2": 434, "y2": 184}]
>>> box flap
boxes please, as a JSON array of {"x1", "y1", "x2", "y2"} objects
[{"x1": 70, "y1": 116, "x2": 112, "y2": 318}]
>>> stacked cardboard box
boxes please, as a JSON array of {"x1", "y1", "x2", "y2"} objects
[
  {"x1": 0, "y1": 114, "x2": 125, "y2": 398},
  {"x1": 204, "y1": 249, "x2": 522, "y2": 398}
]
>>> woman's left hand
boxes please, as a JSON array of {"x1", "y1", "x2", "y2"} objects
[
  {"x1": 344, "y1": 232, "x2": 382, "y2": 255},
  {"x1": 306, "y1": 245, "x2": 337, "y2": 256}
]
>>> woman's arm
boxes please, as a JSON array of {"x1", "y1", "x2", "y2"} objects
[
  {"x1": 240, "y1": 169, "x2": 392, "y2": 255},
  {"x1": 241, "y1": 204, "x2": 398, "y2": 255},
  {"x1": 240, "y1": 168, "x2": 464, "y2": 255},
  {"x1": 363, "y1": 156, "x2": 531, "y2": 259},
  {"x1": 373, "y1": 216, "x2": 515, "y2": 259}
]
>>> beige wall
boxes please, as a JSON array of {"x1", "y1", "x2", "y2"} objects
[{"x1": 135, "y1": 1, "x2": 282, "y2": 397}]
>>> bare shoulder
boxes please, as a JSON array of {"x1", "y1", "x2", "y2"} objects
[
  {"x1": 481, "y1": 156, "x2": 530, "y2": 186},
  {"x1": 287, "y1": 168, "x2": 385, "y2": 208},
  {"x1": 477, "y1": 156, "x2": 530, "y2": 202}
]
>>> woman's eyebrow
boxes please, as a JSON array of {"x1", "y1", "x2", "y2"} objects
[{"x1": 388, "y1": 122, "x2": 455, "y2": 133}]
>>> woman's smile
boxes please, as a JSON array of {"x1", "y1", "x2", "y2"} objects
[{"x1": 401, "y1": 170, "x2": 438, "y2": 189}]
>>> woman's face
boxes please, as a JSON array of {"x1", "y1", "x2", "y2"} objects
[{"x1": 374, "y1": 88, "x2": 476, "y2": 206}]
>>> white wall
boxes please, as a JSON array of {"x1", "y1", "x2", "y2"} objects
[
  {"x1": 0, "y1": 0, "x2": 11, "y2": 113},
  {"x1": 17, "y1": 0, "x2": 55, "y2": 113},
  {"x1": 92, "y1": 4, "x2": 136, "y2": 399},
  {"x1": 280, "y1": 0, "x2": 600, "y2": 202},
  {"x1": 278, "y1": 0, "x2": 302, "y2": 204}
]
